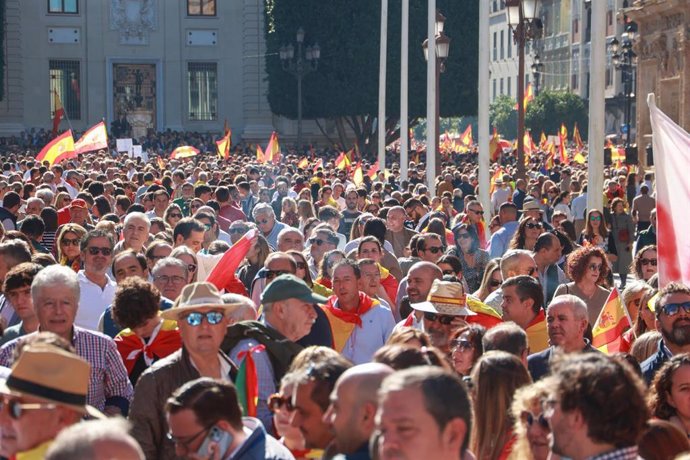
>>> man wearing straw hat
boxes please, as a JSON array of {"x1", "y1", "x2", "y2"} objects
[
  {"x1": 411, "y1": 279, "x2": 476, "y2": 354},
  {"x1": 0, "y1": 342, "x2": 104, "y2": 459},
  {"x1": 129, "y1": 281, "x2": 240, "y2": 460}
]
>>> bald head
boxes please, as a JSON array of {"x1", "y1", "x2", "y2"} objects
[
  {"x1": 337, "y1": 363, "x2": 394, "y2": 404},
  {"x1": 406, "y1": 262, "x2": 443, "y2": 303},
  {"x1": 387, "y1": 206, "x2": 407, "y2": 232}
]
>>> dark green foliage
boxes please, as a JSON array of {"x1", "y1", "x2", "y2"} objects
[{"x1": 526, "y1": 90, "x2": 589, "y2": 140}]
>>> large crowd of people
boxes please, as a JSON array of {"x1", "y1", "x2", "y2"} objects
[{"x1": 0, "y1": 135, "x2": 685, "y2": 460}]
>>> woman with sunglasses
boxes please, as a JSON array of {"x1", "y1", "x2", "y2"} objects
[
  {"x1": 509, "y1": 379, "x2": 555, "y2": 460},
  {"x1": 632, "y1": 244, "x2": 658, "y2": 282},
  {"x1": 619, "y1": 281, "x2": 653, "y2": 352},
  {"x1": 237, "y1": 235, "x2": 270, "y2": 292},
  {"x1": 449, "y1": 324, "x2": 485, "y2": 376},
  {"x1": 509, "y1": 216, "x2": 544, "y2": 252},
  {"x1": 54, "y1": 191, "x2": 72, "y2": 210},
  {"x1": 55, "y1": 223, "x2": 87, "y2": 272},
  {"x1": 268, "y1": 376, "x2": 312, "y2": 460},
  {"x1": 286, "y1": 250, "x2": 333, "y2": 300},
  {"x1": 170, "y1": 246, "x2": 198, "y2": 283},
  {"x1": 471, "y1": 351, "x2": 532, "y2": 460},
  {"x1": 448, "y1": 223, "x2": 489, "y2": 293},
  {"x1": 579, "y1": 209, "x2": 617, "y2": 264},
  {"x1": 473, "y1": 259, "x2": 502, "y2": 302},
  {"x1": 314, "y1": 249, "x2": 345, "y2": 291},
  {"x1": 163, "y1": 203, "x2": 183, "y2": 229},
  {"x1": 553, "y1": 246, "x2": 612, "y2": 326}
]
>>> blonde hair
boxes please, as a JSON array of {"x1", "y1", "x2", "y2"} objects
[
  {"x1": 630, "y1": 330, "x2": 661, "y2": 363},
  {"x1": 56, "y1": 223, "x2": 87, "y2": 261},
  {"x1": 508, "y1": 379, "x2": 552, "y2": 460}
]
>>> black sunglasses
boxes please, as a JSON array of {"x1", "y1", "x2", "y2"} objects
[
  {"x1": 86, "y1": 247, "x2": 112, "y2": 256},
  {"x1": 424, "y1": 246, "x2": 444, "y2": 254},
  {"x1": 268, "y1": 393, "x2": 295, "y2": 413},
  {"x1": 423, "y1": 312, "x2": 455, "y2": 325},
  {"x1": 640, "y1": 258, "x2": 657, "y2": 267},
  {"x1": 526, "y1": 222, "x2": 544, "y2": 229},
  {"x1": 229, "y1": 227, "x2": 248, "y2": 234},
  {"x1": 266, "y1": 269, "x2": 290, "y2": 279},
  {"x1": 661, "y1": 302, "x2": 690, "y2": 317},
  {"x1": 0, "y1": 399, "x2": 57, "y2": 420}
]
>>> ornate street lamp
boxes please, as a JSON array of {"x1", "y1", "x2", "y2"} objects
[
  {"x1": 506, "y1": 0, "x2": 542, "y2": 180},
  {"x1": 280, "y1": 28, "x2": 320, "y2": 152},
  {"x1": 531, "y1": 53, "x2": 544, "y2": 96},
  {"x1": 609, "y1": 22, "x2": 637, "y2": 148}
]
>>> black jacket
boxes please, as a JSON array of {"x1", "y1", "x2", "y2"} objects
[{"x1": 528, "y1": 341, "x2": 599, "y2": 381}]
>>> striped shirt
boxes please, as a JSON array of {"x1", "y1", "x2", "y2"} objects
[{"x1": 0, "y1": 326, "x2": 133, "y2": 413}]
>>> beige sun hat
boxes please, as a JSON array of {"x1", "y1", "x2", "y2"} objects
[
  {"x1": 160, "y1": 282, "x2": 242, "y2": 321},
  {"x1": 0, "y1": 343, "x2": 105, "y2": 419},
  {"x1": 411, "y1": 279, "x2": 476, "y2": 316}
]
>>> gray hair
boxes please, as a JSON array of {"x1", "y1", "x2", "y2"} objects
[
  {"x1": 152, "y1": 257, "x2": 189, "y2": 278},
  {"x1": 45, "y1": 418, "x2": 144, "y2": 460},
  {"x1": 252, "y1": 202, "x2": 275, "y2": 219},
  {"x1": 547, "y1": 294, "x2": 588, "y2": 321},
  {"x1": 25, "y1": 196, "x2": 45, "y2": 210},
  {"x1": 31, "y1": 265, "x2": 79, "y2": 303},
  {"x1": 35, "y1": 188, "x2": 55, "y2": 206},
  {"x1": 221, "y1": 293, "x2": 257, "y2": 322},
  {"x1": 123, "y1": 211, "x2": 151, "y2": 229},
  {"x1": 277, "y1": 227, "x2": 304, "y2": 241},
  {"x1": 500, "y1": 249, "x2": 533, "y2": 278}
]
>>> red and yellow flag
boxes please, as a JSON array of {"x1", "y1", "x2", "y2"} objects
[
  {"x1": 157, "y1": 156, "x2": 166, "y2": 169},
  {"x1": 265, "y1": 131, "x2": 281, "y2": 164},
  {"x1": 539, "y1": 131, "x2": 548, "y2": 151},
  {"x1": 592, "y1": 288, "x2": 632, "y2": 354},
  {"x1": 312, "y1": 157, "x2": 324, "y2": 172},
  {"x1": 573, "y1": 123, "x2": 584, "y2": 152},
  {"x1": 74, "y1": 121, "x2": 108, "y2": 155},
  {"x1": 489, "y1": 166, "x2": 504, "y2": 195},
  {"x1": 514, "y1": 82, "x2": 534, "y2": 111},
  {"x1": 52, "y1": 90, "x2": 65, "y2": 136},
  {"x1": 335, "y1": 151, "x2": 351, "y2": 170},
  {"x1": 353, "y1": 161, "x2": 364, "y2": 186},
  {"x1": 256, "y1": 145, "x2": 266, "y2": 163},
  {"x1": 297, "y1": 157, "x2": 309, "y2": 169},
  {"x1": 170, "y1": 146, "x2": 199, "y2": 159},
  {"x1": 558, "y1": 123, "x2": 569, "y2": 164},
  {"x1": 459, "y1": 124, "x2": 473, "y2": 147},
  {"x1": 368, "y1": 160, "x2": 380, "y2": 180},
  {"x1": 489, "y1": 127, "x2": 502, "y2": 163},
  {"x1": 236, "y1": 344, "x2": 266, "y2": 417},
  {"x1": 216, "y1": 128, "x2": 231, "y2": 160},
  {"x1": 36, "y1": 130, "x2": 75, "y2": 166}
]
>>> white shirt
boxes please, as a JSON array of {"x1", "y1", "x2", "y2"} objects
[
  {"x1": 77, "y1": 271, "x2": 116, "y2": 331},
  {"x1": 491, "y1": 186, "x2": 512, "y2": 215},
  {"x1": 571, "y1": 193, "x2": 588, "y2": 220}
]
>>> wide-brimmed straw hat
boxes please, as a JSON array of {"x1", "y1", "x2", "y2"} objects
[
  {"x1": 0, "y1": 343, "x2": 104, "y2": 419},
  {"x1": 411, "y1": 279, "x2": 476, "y2": 316},
  {"x1": 160, "y1": 282, "x2": 242, "y2": 321}
]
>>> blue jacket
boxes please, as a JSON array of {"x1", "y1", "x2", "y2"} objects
[
  {"x1": 641, "y1": 339, "x2": 672, "y2": 384},
  {"x1": 528, "y1": 341, "x2": 599, "y2": 381},
  {"x1": 231, "y1": 417, "x2": 294, "y2": 460}
]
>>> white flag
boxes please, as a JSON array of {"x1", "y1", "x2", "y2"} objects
[{"x1": 648, "y1": 93, "x2": 690, "y2": 286}]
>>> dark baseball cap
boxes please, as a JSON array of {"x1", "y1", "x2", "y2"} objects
[{"x1": 261, "y1": 274, "x2": 328, "y2": 305}]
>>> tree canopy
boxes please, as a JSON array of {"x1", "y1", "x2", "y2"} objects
[
  {"x1": 264, "y1": 0, "x2": 479, "y2": 153},
  {"x1": 526, "y1": 91, "x2": 589, "y2": 140}
]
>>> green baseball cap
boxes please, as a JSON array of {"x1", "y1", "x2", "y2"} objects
[{"x1": 261, "y1": 274, "x2": 328, "y2": 305}]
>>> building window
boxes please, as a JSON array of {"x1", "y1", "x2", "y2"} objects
[
  {"x1": 48, "y1": 0, "x2": 77, "y2": 14},
  {"x1": 500, "y1": 78, "x2": 504, "y2": 95},
  {"x1": 573, "y1": 18, "x2": 579, "y2": 34},
  {"x1": 188, "y1": 62, "x2": 218, "y2": 121},
  {"x1": 605, "y1": 67, "x2": 613, "y2": 87},
  {"x1": 493, "y1": 32, "x2": 497, "y2": 61},
  {"x1": 49, "y1": 60, "x2": 81, "y2": 120},
  {"x1": 493, "y1": 79, "x2": 496, "y2": 100},
  {"x1": 507, "y1": 76, "x2": 512, "y2": 97},
  {"x1": 187, "y1": 0, "x2": 216, "y2": 16},
  {"x1": 500, "y1": 30, "x2": 504, "y2": 60},
  {"x1": 507, "y1": 33, "x2": 512, "y2": 58}
]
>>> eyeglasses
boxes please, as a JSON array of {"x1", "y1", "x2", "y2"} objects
[
  {"x1": 187, "y1": 264, "x2": 197, "y2": 273},
  {"x1": 423, "y1": 312, "x2": 456, "y2": 325},
  {"x1": 661, "y1": 302, "x2": 690, "y2": 317},
  {"x1": 456, "y1": 233, "x2": 471, "y2": 240},
  {"x1": 589, "y1": 215, "x2": 602, "y2": 222},
  {"x1": 489, "y1": 279, "x2": 502, "y2": 287},
  {"x1": 295, "y1": 262, "x2": 307, "y2": 270},
  {"x1": 310, "y1": 238, "x2": 330, "y2": 247},
  {"x1": 424, "y1": 246, "x2": 444, "y2": 254},
  {"x1": 451, "y1": 339, "x2": 474, "y2": 351},
  {"x1": 86, "y1": 247, "x2": 113, "y2": 256},
  {"x1": 268, "y1": 393, "x2": 295, "y2": 413},
  {"x1": 154, "y1": 275, "x2": 186, "y2": 285},
  {"x1": 183, "y1": 311, "x2": 225, "y2": 326},
  {"x1": 0, "y1": 399, "x2": 57, "y2": 419},
  {"x1": 526, "y1": 222, "x2": 544, "y2": 230},
  {"x1": 469, "y1": 209, "x2": 484, "y2": 216},
  {"x1": 61, "y1": 237, "x2": 80, "y2": 246},
  {"x1": 266, "y1": 269, "x2": 290, "y2": 280},
  {"x1": 641, "y1": 258, "x2": 657, "y2": 267},
  {"x1": 169, "y1": 213, "x2": 182, "y2": 219},
  {"x1": 588, "y1": 263, "x2": 603, "y2": 272},
  {"x1": 229, "y1": 227, "x2": 248, "y2": 234},
  {"x1": 166, "y1": 425, "x2": 212, "y2": 449},
  {"x1": 521, "y1": 411, "x2": 550, "y2": 430}
]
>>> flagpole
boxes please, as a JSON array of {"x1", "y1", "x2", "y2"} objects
[
  {"x1": 477, "y1": 0, "x2": 491, "y2": 217},
  {"x1": 377, "y1": 0, "x2": 388, "y2": 174},
  {"x1": 400, "y1": 0, "x2": 409, "y2": 182},
  {"x1": 587, "y1": 0, "x2": 605, "y2": 214},
  {"x1": 426, "y1": 0, "x2": 437, "y2": 196}
]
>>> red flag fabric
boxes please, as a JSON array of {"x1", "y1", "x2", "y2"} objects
[
  {"x1": 52, "y1": 90, "x2": 65, "y2": 136},
  {"x1": 205, "y1": 230, "x2": 254, "y2": 294},
  {"x1": 648, "y1": 94, "x2": 690, "y2": 286},
  {"x1": 236, "y1": 344, "x2": 266, "y2": 417},
  {"x1": 591, "y1": 288, "x2": 632, "y2": 353},
  {"x1": 74, "y1": 121, "x2": 108, "y2": 154}
]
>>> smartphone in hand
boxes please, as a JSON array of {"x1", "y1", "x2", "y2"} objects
[{"x1": 197, "y1": 426, "x2": 233, "y2": 459}]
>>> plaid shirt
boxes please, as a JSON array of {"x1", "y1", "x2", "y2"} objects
[
  {"x1": 589, "y1": 446, "x2": 640, "y2": 460},
  {"x1": 0, "y1": 327, "x2": 133, "y2": 413}
]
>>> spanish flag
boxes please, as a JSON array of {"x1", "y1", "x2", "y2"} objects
[
  {"x1": 573, "y1": 123, "x2": 584, "y2": 151},
  {"x1": 514, "y1": 82, "x2": 534, "y2": 110},
  {"x1": 558, "y1": 123, "x2": 569, "y2": 164},
  {"x1": 459, "y1": 124, "x2": 473, "y2": 147},
  {"x1": 298, "y1": 157, "x2": 309, "y2": 169},
  {"x1": 489, "y1": 166, "x2": 504, "y2": 195},
  {"x1": 352, "y1": 161, "x2": 364, "y2": 186},
  {"x1": 170, "y1": 146, "x2": 199, "y2": 159},
  {"x1": 265, "y1": 131, "x2": 281, "y2": 164},
  {"x1": 36, "y1": 130, "x2": 75, "y2": 166},
  {"x1": 256, "y1": 145, "x2": 266, "y2": 163},
  {"x1": 312, "y1": 157, "x2": 323, "y2": 172},
  {"x1": 592, "y1": 288, "x2": 632, "y2": 354},
  {"x1": 539, "y1": 131, "x2": 548, "y2": 151},
  {"x1": 322, "y1": 293, "x2": 377, "y2": 352},
  {"x1": 236, "y1": 344, "x2": 265, "y2": 417},
  {"x1": 335, "y1": 151, "x2": 351, "y2": 170},
  {"x1": 489, "y1": 127, "x2": 502, "y2": 163},
  {"x1": 216, "y1": 129, "x2": 231, "y2": 160},
  {"x1": 368, "y1": 160, "x2": 380, "y2": 180},
  {"x1": 74, "y1": 121, "x2": 108, "y2": 154}
]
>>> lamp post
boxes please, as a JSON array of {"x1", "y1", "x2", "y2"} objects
[
  {"x1": 531, "y1": 53, "x2": 544, "y2": 96},
  {"x1": 280, "y1": 28, "x2": 320, "y2": 152},
  {"x1": 506, "y1": 0, "x2": 541, "y2": 180},
  {"x1": 609, "y1": 23, "x2": 636, "y2": 148},
  {"x1": 422, "y1": 10, "x2": 451, "y2": 179}
]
